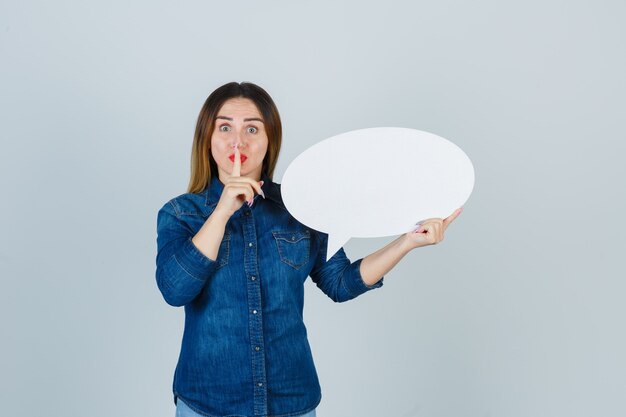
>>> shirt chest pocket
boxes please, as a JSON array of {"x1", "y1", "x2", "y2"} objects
[{"x1": 272, "y1": 230, "x2": 311, "y2": 270}]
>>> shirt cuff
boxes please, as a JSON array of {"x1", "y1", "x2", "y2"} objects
[
  {"x1": 174, "y1": 236, "x2": 219, "y2": 281},
  {"x1": 342, "y1": 258, "x2": 384, "y2": 297}
]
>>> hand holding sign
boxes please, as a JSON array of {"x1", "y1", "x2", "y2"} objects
[
  {"x1": 405, "y1": 207, "x2": 464, "y2": 249},
  {"x1": 281, "y1": 127, "x2": 474, "y2": 260}
]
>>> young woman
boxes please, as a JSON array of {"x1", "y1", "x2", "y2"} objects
[{"x1": 156, "y1": 82, "x2": 462, "y2": 417}]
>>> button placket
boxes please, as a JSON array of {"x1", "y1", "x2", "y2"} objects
[{"x1": 242, "y1": 208, "x2": 268, "y2": 415}]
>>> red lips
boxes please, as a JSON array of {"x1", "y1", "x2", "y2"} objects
[{"x1": 229, "y1": 154, "x2": 247, "y2": 163}]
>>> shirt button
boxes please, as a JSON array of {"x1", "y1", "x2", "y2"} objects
[
  {"x1": 251, "y1": 276, "x2": 256, "y2": 281},
  {"x1": 245, "y1": 211, "x2": 250, "y2": 216},
  {"x1": 292, "y1": 236, "x2": 295, "y2": 241},
  {"x1": 255, "y1": 346, "x2": 260, "y2": 351},
  {"x1": 249, "y1": 242, "x2": 253, "y2": 247},
  {"x1": 258, "y1": 382, "x2": 263, "y2": 387},
  {"x1": 252, "y1": 310, "x2": 257, "y2": 314}
]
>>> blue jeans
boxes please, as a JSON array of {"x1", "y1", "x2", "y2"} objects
[{"x1": 175, "y1": 398, "x2": 317, "y2": 417}]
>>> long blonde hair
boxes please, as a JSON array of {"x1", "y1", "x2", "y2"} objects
[{"x1": 187, "y1": 82, "x2": 283, "y2": 194}]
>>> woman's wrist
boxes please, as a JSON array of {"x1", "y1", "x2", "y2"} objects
[
  {"x1": 400, "y1": 232, "x2": 422, "y2": 252},
  {"x1": 211, "y1": 206, "x2": 233, "y2": 223}
]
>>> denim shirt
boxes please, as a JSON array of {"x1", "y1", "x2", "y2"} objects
[{"x1": 155, "y1": 173, "x2": 384, "y2": 417}]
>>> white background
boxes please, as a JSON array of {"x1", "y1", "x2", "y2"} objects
[{"x1": 1, "y1": 1, "x2": 625, "y2": 416}]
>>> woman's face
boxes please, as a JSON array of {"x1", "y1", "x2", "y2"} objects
[{"x1": 211, "y1": 97, "x2": 269, "y2": 182}]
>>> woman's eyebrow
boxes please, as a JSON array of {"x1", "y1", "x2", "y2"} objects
[{"x1": 216, "y1": 116, "x2": 264, "y2": 123}]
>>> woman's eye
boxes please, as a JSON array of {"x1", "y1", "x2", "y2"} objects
[
  {"x1": 219, "y1": 125, "x2": 231, "y2": 132},
  {"x1": 247, "y1": 127, "x2": 258, "y2": 134}
]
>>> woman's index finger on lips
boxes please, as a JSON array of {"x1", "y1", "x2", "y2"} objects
[{"x1": 231, "y1": 144, "x2": 241, "y2": 177}]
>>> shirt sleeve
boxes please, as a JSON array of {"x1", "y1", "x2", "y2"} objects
[
  {"x1": 309, "y1": 231, "x2": 384, "y2": 303},
  {"x1": 155, "y1": 201, "x2": 219, "y2": 306}
]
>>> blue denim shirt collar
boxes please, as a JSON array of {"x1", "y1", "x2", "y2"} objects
[{"x1": 204, "y1": 172, "x2": 280, "y2": 207}]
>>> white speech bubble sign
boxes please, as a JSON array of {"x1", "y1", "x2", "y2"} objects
[{"x1": 281, "y1": 127, "x2": 475, "y2": 261}]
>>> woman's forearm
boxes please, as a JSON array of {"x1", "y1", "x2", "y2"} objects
[
  {"x1": 359, "y1": 235, "x2": 413, "y2": 286},
  {"x1": 191, "y1": 209, "x2": 230, "y2": 261}
]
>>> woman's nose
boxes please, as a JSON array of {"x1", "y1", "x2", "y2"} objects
[
  {"x1": 231, "y1": 129, "x2": 248, "y2": 149},
  {"x1": 232, "y1": 138, "x2": 247, "y2": 149}
]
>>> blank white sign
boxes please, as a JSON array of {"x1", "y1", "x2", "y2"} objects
[{"x1": 282, "y1": 127, "x2": 475, "y2": 260}]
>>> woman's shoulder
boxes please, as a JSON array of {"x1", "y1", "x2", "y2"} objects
[{"x1": 158, "y1": 189, "x2": 210, "y2": 218}]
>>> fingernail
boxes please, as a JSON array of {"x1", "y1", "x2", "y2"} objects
[{"x1": 259, "y1": 189, "x2": 266, "y2": 199}]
